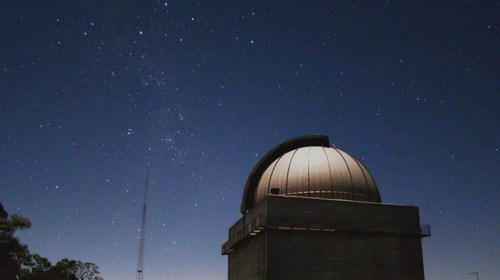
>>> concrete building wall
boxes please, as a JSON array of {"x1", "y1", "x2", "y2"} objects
[
  {"x1": 267, "y1": 229, "x2": 424, "y2": 280},
  {"x1": 228, "y1": 229, "x2": 425, "y2": 280},
  {"x1": 228, "y1": 233, "x2": 267, "y2": 280},
  {"x1": 265, "y1": 196, "x2": 422, "y2": 235},
  {"x1": 225, "y1": 196, "x2": 427, "y2": 280}
]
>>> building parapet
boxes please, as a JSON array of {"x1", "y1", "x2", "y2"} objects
[{"x1": 222, "y1": 210, "x2": 431, "y2": 255}]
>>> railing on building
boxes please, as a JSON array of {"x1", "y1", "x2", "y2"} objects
[
  {"x1": 222, "y1": 214, "x2": 263, "y2": 255},
  {"x1": 420, "y1": 224, "x2": 431, "y2": 237},
  {"x1": 223, "y1": 218, "x2": 432, "y2": 254}
]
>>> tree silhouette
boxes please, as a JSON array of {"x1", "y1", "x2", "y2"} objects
[
  {"x1": 18, "y1": 253, "x2": 52, "y2": 280},
  {"x1": 0, "y1": 203, "x2": 104, "y2": 280},
  {"x1": 0, "y1": 203, "x2": 32, "y2": 280},
  {"x1": 71, "y1": 260, "x2": 104, "y2": 280}
]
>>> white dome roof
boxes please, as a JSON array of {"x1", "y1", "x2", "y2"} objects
[
  {"x1": 254, "y1": 146, "x2": 381, "y2": 203},
  {"x1": 241, "y1": 136, "x2": 381, "y2": 213}
]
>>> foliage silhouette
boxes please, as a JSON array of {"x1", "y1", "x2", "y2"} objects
[{"x1": 0, "y1": 203, "x2": 104, "y2": 280}]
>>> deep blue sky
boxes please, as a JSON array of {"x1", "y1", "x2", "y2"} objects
[{"x1": 1, "y1": 1, "x2": 499, "y2": 279}]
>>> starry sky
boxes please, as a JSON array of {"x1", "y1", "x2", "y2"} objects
[{"x1": 1, "y1": 1, "x2": 499, "y2": 280}]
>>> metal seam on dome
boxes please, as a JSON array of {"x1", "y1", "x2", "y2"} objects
[
  {"x1": 353, "y1": 156, "x2": 381, "y2": 202},
  {"x1": 241, "y1": 135, "x2": 331, "y2": 213},
  {"x1": 307, "y1": 146, "x2": 311, "y2": 197},
  {"x1": 285, "y1": 149, "x2": 300, "y2": 196},
  {"x1": 332, "y1": 146, "x2": 355, "y2": 201},
  {"x1": 265, "y1": 155, "x2": 283, "y2": 199},
  {"x1": 351, "y1": 156, "x2": 371, "y2": 201},
  {"x1": 245, "y1": 136, "x2": 381, "y2": 211},
  {"x1": 321, "y1": 146, "x2": 334, "y2": 200}
]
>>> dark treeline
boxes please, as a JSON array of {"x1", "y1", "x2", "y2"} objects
[{"x1": 0, "y1": 202, "x2": 103, "y2": 280}]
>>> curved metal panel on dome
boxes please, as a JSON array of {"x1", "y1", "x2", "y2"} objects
[
  {"x1": 241, "y1": 135, "x2": 381, "y2": 213},
  {"x1": 286, "y1": 147, "x2": 309, "y2": 196},
  {"x1": 326, "y1": 148, "x2": 354, "y2": 200},
  {"x1": 240, "y1": 135, "x2": 331, "y2": 213},
  {"x1": 308, "y1": 147, "x2": 333, "y2": 199}
]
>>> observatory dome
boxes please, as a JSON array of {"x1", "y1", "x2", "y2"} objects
[{"x1": 240, "y1": 135, "x2": 381, "y2": 213}]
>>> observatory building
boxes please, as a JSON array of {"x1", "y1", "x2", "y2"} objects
[{"x1": 222, "y1": 135, "x2": 430, "y2": 280}]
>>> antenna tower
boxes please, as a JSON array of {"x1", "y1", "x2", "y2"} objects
[{"x1": 136, "y1": 166, "x2": 149, "y2": 280}]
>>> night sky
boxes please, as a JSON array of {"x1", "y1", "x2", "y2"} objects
[{"x1": 1, "y1": 1, "x2": 499, "y2": 280}]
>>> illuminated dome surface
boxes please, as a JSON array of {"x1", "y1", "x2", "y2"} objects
[{"x1": 241, "y1": 135, "x2": 381, "y2": 213}]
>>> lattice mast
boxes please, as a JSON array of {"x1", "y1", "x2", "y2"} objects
[{"x1": 136, "y1": 166, "x2": 149, "y2": 280}]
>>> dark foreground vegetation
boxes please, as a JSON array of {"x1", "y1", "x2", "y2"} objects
[{"x1": 0, "y1": 202, "x2": 103, "y2": 280}]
